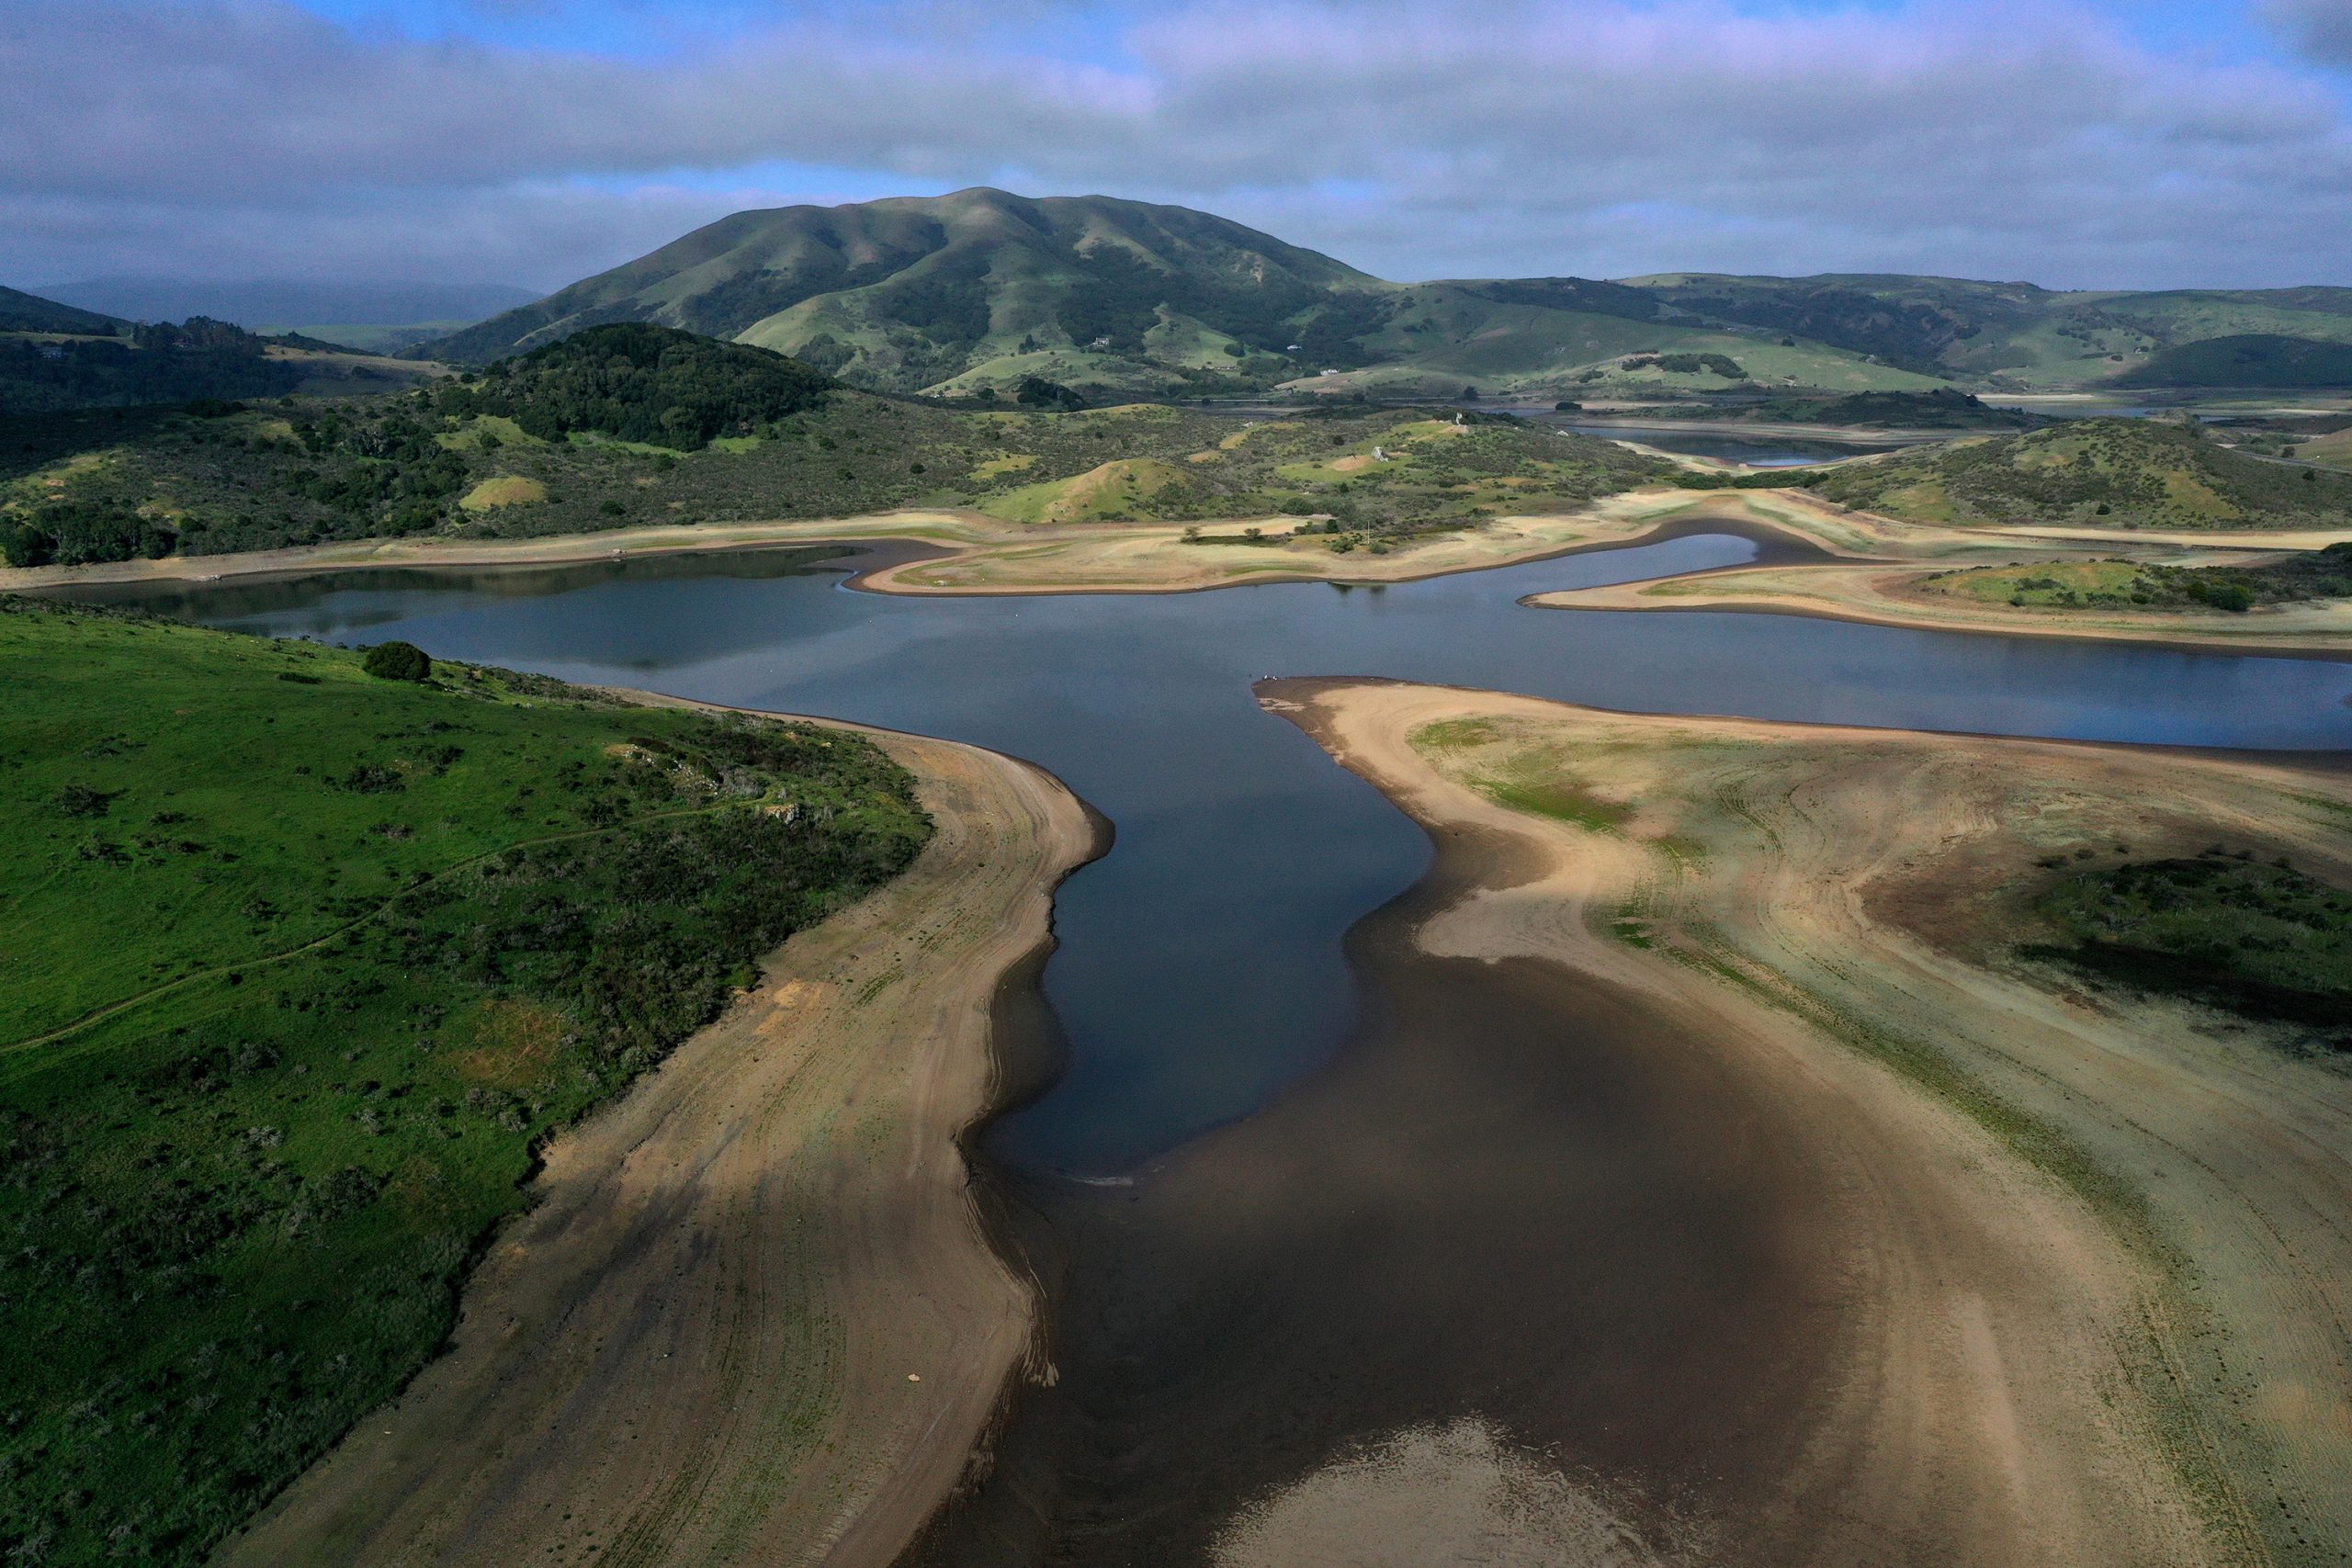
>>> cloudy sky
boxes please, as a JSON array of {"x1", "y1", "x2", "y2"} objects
[{"x1": 6, "y1": 0, "x2": 2350, "y2": 295}]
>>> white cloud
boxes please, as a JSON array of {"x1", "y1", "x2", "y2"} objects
[{"x1": 3, "y1": 0, "x2": 2348, "y2": 291}]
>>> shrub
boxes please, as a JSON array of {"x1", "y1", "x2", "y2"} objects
[{"x1": 361, "y1": 640, "x2": 432, "y2": 682}]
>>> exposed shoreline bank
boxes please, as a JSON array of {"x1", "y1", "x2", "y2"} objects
[
  {"x1": 220, "y1": 697, "x2": 1102, "y2": 1568},
  {"x1": 1530, "y1": 565, "x2": 2352, "y2": 660}
]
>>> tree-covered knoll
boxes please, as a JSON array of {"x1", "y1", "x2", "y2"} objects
[
  {"x1": 435, "y1": 323, "x2": 836, "y2": 451},
  {"x1": 0, "y1": 597, "x2": 931, "y2": 1564},
  {"x1": 1804, "y1": 417, "x2": 2352, "y2": 529}
]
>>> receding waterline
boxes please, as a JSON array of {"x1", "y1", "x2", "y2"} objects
[{"x1": 59, "y1": 535, "x2": 2352, "y2": 1174}]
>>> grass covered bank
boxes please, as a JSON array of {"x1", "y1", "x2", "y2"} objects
[{"x1": 0, "y1": 600, "x2": 931, "y2": 1564}]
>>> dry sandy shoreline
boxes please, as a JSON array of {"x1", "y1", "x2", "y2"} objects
[
  {"x1": 11, "y1": 488, "x2": 2346, "y2": 647},
  {"x1": 1267, "y1": 679, "x2": 2352, "y2": 1567},
  {"x1": 220, "y1": 700, "x2": 1101, "y2": 1568},
  {"x1": 1531, "y1": 562, "x2": 2352, "y2": 660},
  {"x1": 0, "y1": 499, "x2": 1749, "y2": 600}
]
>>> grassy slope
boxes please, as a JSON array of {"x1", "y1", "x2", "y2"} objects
[
  {"x1": 2299, "y1": 426, "x2": 2352, "y2": 468},
  {"x1": 0, "y1": 600, "x2": 931, "y2": 1564},
  {"x1": 1806, "y1": 417, "x2": 2352, "y2": 529}
]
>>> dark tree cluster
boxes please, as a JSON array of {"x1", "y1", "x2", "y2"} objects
[
  {"x1": 436, "y1": 323, "x2": 837, "y2": 451},
  {"x1": 0, "y1": 320, "x2": 303, "y2": 416}
]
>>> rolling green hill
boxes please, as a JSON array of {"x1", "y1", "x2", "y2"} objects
[
  {"x1": 2110, "y1": 334, "x2": 2352, "y2": 389},
  {"x1": 1623, "y1": 275, "x2": 2352, "y2": 390},
  {"x1": 0, "y1": 596, "x2": 931, "y2": 1564},
  {"x1": 422, "y1": 193, "x2": 2352, "y2": 400},
  {"x1": 1805, "y1": 417, "x2": 2352, "y2": 529},
  {"x1": 424, "y1": 188, "x2": 1384, "y2": 398},
  {"x1": 415, "y1": 190, "x2": 1932, "y2": 400}
]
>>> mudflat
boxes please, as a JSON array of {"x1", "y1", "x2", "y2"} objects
[
  {"x1": 1238, "y1": 680, "x2": 2352, "y2": 1567},
  {"x1": 218, "y1": 721, "x2": 1097, "y2": 1568}
]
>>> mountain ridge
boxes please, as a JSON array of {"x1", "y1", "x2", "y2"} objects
[{"x1": 416, "y1": 189, "x2": 2352, "y2": 400}]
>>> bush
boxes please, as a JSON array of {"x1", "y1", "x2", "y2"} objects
[
  {"x1": 1015, "y1": 375, "x2": 1084, "y2": 412},
  {"x1": 361, "y1": 640, "x2": 432, "y2": 682}
]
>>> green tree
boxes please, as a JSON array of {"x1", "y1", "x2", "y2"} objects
[{"x1": 361, "y1": 640, "x2": 433, "y2": 682}]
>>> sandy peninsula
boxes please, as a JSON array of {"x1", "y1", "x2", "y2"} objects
[
  {"x1": 1532, "y1": 558, "x2": 2352, "y2": 657},
  {"x1": 220, "y1": 714, "x2": 1098, "y2": 1568},
  {"x1": 1259, "y1": 679, "x2": 2352, "y2": 1568}
]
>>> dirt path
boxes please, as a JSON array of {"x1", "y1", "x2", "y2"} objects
[
  {"x1": 218, "y1": 723, "x2": 1097, "y2": 1568},
  {"x1": 1259, "y1": 681, "x2": 2352, "y2": 1567}
]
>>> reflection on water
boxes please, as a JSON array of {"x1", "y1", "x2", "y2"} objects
[{"x1": 62, "y1": 536, "x2": 2352, "y2": 1174}]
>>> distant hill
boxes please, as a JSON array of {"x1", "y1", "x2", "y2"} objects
[
  {"x1": 1623, "y1": 275, "x2": 2352, "y2": 390},
  {"x1": 0, "y1": 314, "x2": 436, "y2": 416},
  {"x1": 1806, "y1": 417, "x2": 2352, "y2": 529},
  {"x1": 1649, "y1": 389, "x2": 2041, "y2": 431},
  {"x1": 0, "y1": 316, "x2": 306, "y2": 413},
  {"x1": 417, "y1": 192, "x2": 2352, "y2": 401},
  {"x1": 0, "y1": 284, "x2": 126, "y2": 336},
  {"x1": 422, "y1": 188, "x2": 1380, "y2": 393},
  {"x1": 40, "y1": 276, "x2": 537, "y2": 331},
  {"x1": 2110, "y1": 334, "x2": 2352, "y2": 389}
]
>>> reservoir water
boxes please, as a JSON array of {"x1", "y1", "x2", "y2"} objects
[
  {"x1": 1555, "y1": 422, "x2": 1906, "y2": 466},
  {"x1": 67, "y1": 534, "x2": 2352, "y2": 1175}
]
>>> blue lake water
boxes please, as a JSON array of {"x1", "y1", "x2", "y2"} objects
[{"x1": 68, "y1": 536, "x2": 2352, "y2": 1174}]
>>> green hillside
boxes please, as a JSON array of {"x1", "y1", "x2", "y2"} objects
[
  {"x1": 424, "y1": 188, "x2": 1382, "y2": 398},
  {"x1": 416, "y1": 193, "x2": 2352, "y2": 400},
  {"x1": 2111, "y1": 334, "x2": 2352, "y2": 389},
  {"x1": 3, "y1": 325, "x2": 1673, "y2": 567},
  {"x1": 416, "y1": 192, "x2": 1928, "y2": 400},
  {"x1": 1806, "y1": 417, "x2": 2352, "y2": 529},
  {"x1": 0, "y1": 285, "x2": 128, "y2": 336},
  {"x1": 1621, "y1": 275, "x2": 2352, "y2": 390},
  {"x1": 0, "y1": 597, "x2": 930, "y2": 1564}
]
